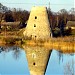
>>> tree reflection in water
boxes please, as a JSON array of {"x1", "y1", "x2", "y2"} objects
[
  {"x1": 0, "y1": 46, "x2": 22, "y2": 60},
  {"x1": 64, "y1": 59, "x2": 74, "y2": 75},
  {"x1": 12, "y1": 46, "x2": 21, "y2": 60},
  {"x1": 56, "y1": 50, "x2": 75, "y2": 75},
  {"x1": 0, "y1": 46, "x2": 7, "y2": 53},
  {"x1": 56, "y1": 50, "x2": 63, "y2": 64}
]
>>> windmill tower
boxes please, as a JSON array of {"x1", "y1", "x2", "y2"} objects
[
  {"x1": 23, "y1": 6, "x2": 51, "y2": 40},
  {"x1": 22, "y1": 45, "x2": 52, "y2": 75}
]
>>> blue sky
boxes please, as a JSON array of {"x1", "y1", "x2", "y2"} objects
[{"x1": 0, "y1": 0, "x2": 74, "y2": 12}]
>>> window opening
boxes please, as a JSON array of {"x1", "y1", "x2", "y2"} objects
[
  {"x1": 34, "y1": 24, "x2": 36, "y2": 27},
  {"x1": 35, "y1": 36, "x2": 37, "y2": 38},
  {"x1": 33, "y1": 62, "x2": 36, "y2": 65},
  {"x1": 35, "y1": 16, "x2": 37, "y2": 19}
]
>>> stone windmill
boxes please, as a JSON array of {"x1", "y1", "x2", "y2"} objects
[
  {"x1": 23, "y1": 6, "x2": 51, "y2": 40},
  {"x1": 23, "y1": 6, "x2": 52, "y2": 75}
]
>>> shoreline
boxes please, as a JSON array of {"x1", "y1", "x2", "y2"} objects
[{"x1": 0, "y1": 36, "x2": 75, "y2": 54}]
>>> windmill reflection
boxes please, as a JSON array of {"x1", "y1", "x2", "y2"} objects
[{"x1": 22, "y1": 45, "x2": 52, "y2": 75}]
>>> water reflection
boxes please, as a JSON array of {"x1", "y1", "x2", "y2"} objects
[
  {"x1": 22, "y1": 45, "x2": 52, "y2": 75},
  {"x1": 56, "y1": 50, "x2": 75, "y2": 75},
  {"x1": 0, "y1": 46, "x2": 22, "y2": 60},
  {"x1": 0, "y1": 45, "x2": 75, "y2": 75},
  {"x1": 64, "y1": 59, "x2": 74, "y2": 75},
  {"x1": 0, "y1": 46, "x2": 6, "y2": 53},
  {"x1": 56, "y1": 50, "x2": 63, "y2": 64},
  {"x1": 12, "y1": 46, "x2": 21, "y2": 60},
  {"x1": 0, "y1": 46, "x2": 30, "y2": 75},
  {"x1": 46, "y1": 50, "x2": 75, "y2": 75}
]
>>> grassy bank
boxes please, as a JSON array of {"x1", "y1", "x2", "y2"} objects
[
  {"x1": 0, "y1": 29, "x2": 75, "y2": 54},
  {"x1": 0, "y1": 35, "x2": 75, "y2": 53},
  {"x1": 22, "y1": 36, "x2": 75, "y2": 53},
  {"x1": 0, "y1": 36, "x2": 22, "y2": 45}
]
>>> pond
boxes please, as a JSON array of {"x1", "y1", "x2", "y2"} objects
[{"x1": 0, "y1": 45, "x2": 75, "y2": 75}]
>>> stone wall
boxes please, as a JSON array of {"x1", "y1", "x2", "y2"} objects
[{"x1": 23, "y1": 6, "x2": 50, "y2": 40}]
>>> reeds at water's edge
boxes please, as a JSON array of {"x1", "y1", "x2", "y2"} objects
[{"x1": 0, "y1": 36, "x2": 75, "y2": 53}]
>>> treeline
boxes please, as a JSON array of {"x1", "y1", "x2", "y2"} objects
[
  {"x1": 47, "y1": 8, "x2": 75, "y2": 36},
  {"x1": 0, "y1": 3, "x2": 29, "y2": 23},
  {"x1": 0, "y1": 3, "x2": 75, "y2": 28},
  {"x1": 48, "y1": 8, "x2": 75, "y2": 28}
]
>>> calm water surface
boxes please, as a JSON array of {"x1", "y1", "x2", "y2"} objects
[{"x1": 0, "y1": 46, "x2": 75, "y2": 75}]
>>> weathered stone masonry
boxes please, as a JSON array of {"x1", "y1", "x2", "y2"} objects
[{"x1": 23, "y1": 6, "x2": 51, "y2": 40}]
